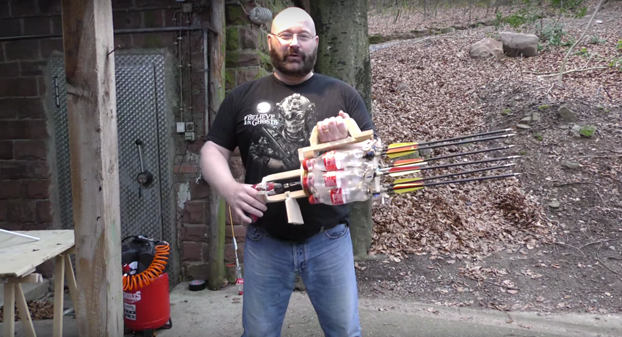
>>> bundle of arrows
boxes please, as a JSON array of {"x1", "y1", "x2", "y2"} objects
[{"x1": 254, "y1": 118, "x2": 519, "y2": 224}]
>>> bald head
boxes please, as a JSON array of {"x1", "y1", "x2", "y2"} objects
[{"x1": 271, "y1": 7, "x2": 316, "y2": 35}]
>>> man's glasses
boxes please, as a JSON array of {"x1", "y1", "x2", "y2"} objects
[{"x1": 270, "y1": 32, "x2": 315, "y2": 43}]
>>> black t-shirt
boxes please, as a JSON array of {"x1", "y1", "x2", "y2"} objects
[{"x1": 206, "y1": 73, "x2": 375, "y2": 242}]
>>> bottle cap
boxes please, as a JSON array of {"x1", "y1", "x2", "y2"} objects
[
  {"x1": 308, "y1": 195, "x2": 317, "y2": 204},
  {"x1": 302, "y1": 174, "x2": 309, "y2": 191},
  {"x1": 302, "y1": 158, "x2": 313, "y2": 171}
]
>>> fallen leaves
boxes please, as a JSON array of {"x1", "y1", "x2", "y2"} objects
[{"x1": 367, "y1": 3, "x2": 622, "y2": 261}]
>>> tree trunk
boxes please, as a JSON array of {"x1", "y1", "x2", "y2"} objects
[{"x1": 309, "y1": 0, "x2": 373, "y2": 259}]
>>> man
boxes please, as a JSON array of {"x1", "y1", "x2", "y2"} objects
[{"x1": 200, "y1": 6, "x2": 374, "y2": 337}]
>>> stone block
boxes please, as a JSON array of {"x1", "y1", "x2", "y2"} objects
[
  {"x1": 182, "y1": 224, "x2": 208, "y2": 242},
  {"x1": 113, "y1": 11, "x2": 142, "y2": 30},
  {"x1": 51, "y1": 15, "x2": 62, "y2": 34},
  {"x1": 0, "y1": 141, "x2": 13, "y2": 159},
  {"x1": 40, "y1": 38, "x2": 64, "y2": 57},
  {"x1": 23, "y1": 17, "x2": 52, "y2": 36},
  {"x1": 135, "y1": 0, "x2": 174, "y2": 7},
  {"x1": 228, "y1": 155, "x2": 245, "y2": 180},
  {"x1": 7, "y1": 200, "x2": 37, "y2": 223},
  {"x1": 0, "y1": 2, "x2": 9, "y2": 17},
  {"x1": 236, "y1": 66, "x2": 260, "y2": 84},
  {"x1": 38, "y1": 0, "x2": 62, "y2": 15},
  {"x1": 240, "y1": 26, "x2": 260, "y2": 49},
  {"x1": 112, "y1": 0, "x2": 134, "y2": 10},
  {"x1": 182, "y1": 241, "x2": 204, "y2": 261},
  {"x1": 0, "y1": 200, "x2": 6, "y2": 222},
  {"x1": 224, "y1": 224, "x2": 246, "y2": 243},
  {"x1": 0, "y1": 63, "x2": 20, "y2": 78},
  {"x1": 225, "y1": 68, "x2": 236, "y2": 90},
  {"x1": 0, "y1": 180, "x2": 22, "y2": 199},
  {"x1": 226, "y1": 50, "x2": 260, "y2": 68},
  {"x1": 24, "y1": 179, "x2": 50, "y2": 199},
  {"x1": 36, "y1": 200, "x2": 52, "y2": 222},
  {"x1": 20, "y1": 60, "x2": 47, "y2": 77},
  {"x1": 189, "y1": 181, "x2": 210, "y2": 199},
  {"x1": 0, "y1": 121, "x2": 48, "y2": 140},
  {"x1": 0, "y1": 78, "x2": 39, "y2": 97},
  {"x1": 0, "y1": 98, "x2": 45, "y2": 119},
  {"x1": 183, "y1": 262, "x2": 209, "y2": 281},
  {"x1": 226, "y1": 4, "x2": 250, "y2": 25},
  {"x1": 0, "y1": 161, "x2": 49, "y2": 179},
  {"x1": 0, "y1": 18, "x2": 21, "y2": 37},
  {"x1": 5, "y1": 40, "x2": 41, "y2": 61},
  {"x1": 182, "y1": 200, "x2": 207, "y2": 224},
  {"x1": 15, "y1": 140, "x2": 47, "y2": 160},
  {"x1": 226, "y1": 27, "x2": 240, "y2": 51},
  {"x1": 142, "y1": 10, "x2": 166, "y2": 28}
]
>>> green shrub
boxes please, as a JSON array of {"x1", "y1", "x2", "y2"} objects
[
  {"x1": 542, "y1": 23, "x2": 566, "y2": 47},
  {"x1": 589, "y1": 36, "x2": 607, "y2": 44}
]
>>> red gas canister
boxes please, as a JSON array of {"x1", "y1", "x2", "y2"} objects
[{"x1": 123, "y1": 273, "x2": 172, "y2": 334}]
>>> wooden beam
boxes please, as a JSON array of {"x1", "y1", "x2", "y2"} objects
[
  {"x1": 60, "y1": 0, "x2": 123, "y2": 335},
  {"x1": 207, "y1": 0, "x2": 227, "y2": 290}
]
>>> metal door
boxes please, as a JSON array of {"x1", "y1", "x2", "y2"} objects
[{"x1": 50, "y1": 54, "x2": 173, "y2": 242}]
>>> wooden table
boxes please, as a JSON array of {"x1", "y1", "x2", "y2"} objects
[{"x1": 0, "y1": 230, "x2": 77, "y2": 337}]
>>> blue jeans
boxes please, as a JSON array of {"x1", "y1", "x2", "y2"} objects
[{"x1": 242, "y1": 224, "x2": 361, "y2": 337}]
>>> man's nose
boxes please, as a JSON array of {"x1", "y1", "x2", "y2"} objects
[{"x1": 289, "y1": 34, "x2": 300, "y2": 47}]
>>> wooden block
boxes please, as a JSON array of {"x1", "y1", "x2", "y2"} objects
[{"x1": 5, "y1": 273, "x2": 43, "y2": 284}]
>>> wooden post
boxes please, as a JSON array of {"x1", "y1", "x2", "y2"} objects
[
  {"x1": 60, "y1": 0, "x2": 123, "y2": 335},
  {"x1": 207, "y1": 0, "x2": 227, "y2": 290}
]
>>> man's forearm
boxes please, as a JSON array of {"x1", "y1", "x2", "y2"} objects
[{"x1": 200, "y1": 143, "x2": 237, "y2": 199}]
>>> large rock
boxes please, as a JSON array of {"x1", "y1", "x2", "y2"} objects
[
  {"x1": 469, "y1": 38, "x2": 504, "y2": 58},
  {"x1": 499, "y1": 32, "x2": 539, "y2": 57}
]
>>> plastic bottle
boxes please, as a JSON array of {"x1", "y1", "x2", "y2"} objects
[
  {"x1": 308, "y1": 187, "x2": 372, "y2": 205},
  {"x1": 235, "y1": 265, "x2": 244, "y2": 295},
  {"x1": 303, "y1": 168, "x2": 374, "y2": 192},
  {"x1": 302, "y1": 149, "x2": 372, "y2": 172}
]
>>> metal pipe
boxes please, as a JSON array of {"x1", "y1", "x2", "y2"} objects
[
  {"x1": 0, "y1": 6, "x2": 179, "y2": 20},
  {"x1": 203, "y1": 29, "x2": 210, "y2": 137},
  {"x1": 0, "y1": 25, "x2": 203, "y2": 42}
]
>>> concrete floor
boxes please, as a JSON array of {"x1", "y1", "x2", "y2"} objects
[{"x1": 2, "y1": 281, "x2": 622, "y2": 337}]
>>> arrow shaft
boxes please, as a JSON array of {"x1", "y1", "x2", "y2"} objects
[
  {"x1": 383, "y1": 134, "x2": 515, "y2": 156},
  {"x1": 390, "y1": 164, "x2": 514, "y2": 187}
]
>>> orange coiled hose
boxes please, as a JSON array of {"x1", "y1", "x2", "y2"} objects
[{"x1": 123, "y1": 243, "x2": 170, "y2": 291}]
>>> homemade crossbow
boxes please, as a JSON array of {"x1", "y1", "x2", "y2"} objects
[{"x1": 253, "y1": 117, "x2": 519, "y2": 224}]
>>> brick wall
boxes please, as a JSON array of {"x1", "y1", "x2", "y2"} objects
[
  {"x1": 0, "y1": 0, "x2": 295, "y2": 283},
  {"x1": 0, "y1": 0, "x2": 212, "y2": 281},
  {"x1": 219, "y1": 0, "x2": 296, "y2": 281}
]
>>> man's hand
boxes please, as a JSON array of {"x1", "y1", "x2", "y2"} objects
[
  {"x1": 223, "y1": 182, "x2": 268, "y2": 224},
  {"x1": 317, "y1": 110, "x2": 350, "y2": 143}
]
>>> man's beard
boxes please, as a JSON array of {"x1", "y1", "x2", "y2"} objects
[{"x1": 270, "y1": 47, "x2": 317, "y2": 78}]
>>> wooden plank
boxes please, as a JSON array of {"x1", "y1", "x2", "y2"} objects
[
  {"x1": 5, "y1": 273, "x2": 43, "y2": 284},
  {"x1": 0, "y1": 230, "x2": 74, "y2": 278},
  {"x1": 52, "y1": 254, "x2": 65, "y2": 337},
  {"x1": 207, "y1": 0, "x2": 227, "y2": 291},
  {"x1": 3, "y1": 283, "x2": 15, "y2": 337},
  {"x1": 64, "y1": 253, "x2": 79, "y2": 318},
  {"x1": 60, "y1": 0, "x2": 123, "y2": 335},
  {"x1": 15, "y1": 284, "x2": 37, "y2": 337}
]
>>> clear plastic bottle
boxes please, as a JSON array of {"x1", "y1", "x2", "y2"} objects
[
  {"x1": 302, "y1": 149, "x2": 372, "y2": 172},
  {"x1": 308, "y1": 187, "x2": 372, "y2": 205},
  {"x1": 235, "y1": 265, "x2": 244, "y2": 295},
  {"x1": 303, "y1": 168, "x2": 374, "y2": 192}
]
